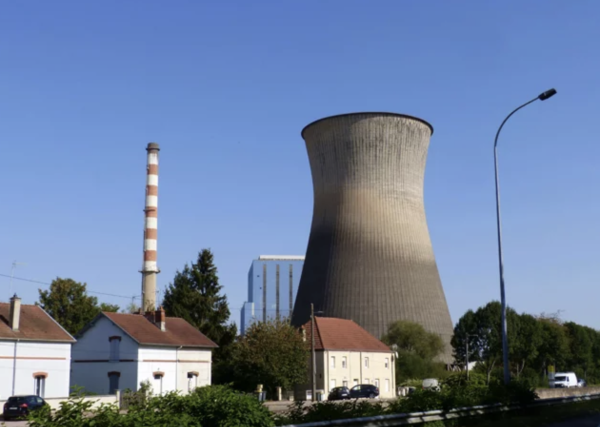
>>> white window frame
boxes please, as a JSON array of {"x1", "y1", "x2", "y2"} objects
[
  {"x1": 364, "y1": 357, "x2": 369, "y2": 368},
  {"x1": 329, "y1": 379, "x2": 336, "y2": 390},
  {"x1": 343, "y1": 380, "x2": 348, "y2": 387},
  {"x1": 330, "y1": 356, "x2": 336, "y2": 368},
  {"x1": 384, "y1": 358, "x2": 389, "y2": 369},
  {"x1": 353, "y1": 379, "x2": 359, "y2": 387},
  {"x1": 364, "y1": 378, "x2": 369, "y2": 384},
  {"x1": 374, "y1": 379, "x2": 380, "y2": 388},
  {"x1": 385, "y1": 379, "x2": 390, "y2": 392},
  {"x1": 342, "y1": 356, "x2": 347, "y2": 369}
]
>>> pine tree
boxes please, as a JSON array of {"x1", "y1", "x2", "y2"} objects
[{"x1": 162, "y1": 249, "x2": 237, "y2": 365}]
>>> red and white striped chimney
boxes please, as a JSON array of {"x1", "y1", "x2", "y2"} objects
[{"x1": 141, "y1": 142, "x2": 160, "y2": 311}]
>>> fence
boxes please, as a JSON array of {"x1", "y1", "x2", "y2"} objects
[{"x1": 281, "y1": 392, "x2": 600, "y2": 426}]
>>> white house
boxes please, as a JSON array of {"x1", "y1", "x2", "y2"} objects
[
  {"x1": 0, "y1": 294, "x2": 75, "y2": 400},
  {"x1": 71, "y1": 308, "x2": 217, "y2": 395},
  {"x1": 297, "y1": 317, "x2": 397, "y2": 400}
]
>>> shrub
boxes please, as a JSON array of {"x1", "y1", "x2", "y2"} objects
[{"x1": 274, "y1": 399, "x2": 386, "y2": 425}]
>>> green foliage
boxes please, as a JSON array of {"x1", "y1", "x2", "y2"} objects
[
  {"x1": 230, "y1": 317, "x2": 308, "y2": 396},
  {"x1": 162, "y1": 248, "x2": 237, "y2": 378},
  {"x1": 37, "y1": 277, "x2": 118, "y2": 335},
  {"x1": 28, "y1": 386, "x2": 273, "y2": 427},
  {"x1": 274, "y1": 400, "x2": 386, "y2": 425},
  {"x1": 382, "y1": 320, "x2": 447, "y2": 383},
  {"x1": 99, "y1": 302, "x2": 120, "y2": 312}
]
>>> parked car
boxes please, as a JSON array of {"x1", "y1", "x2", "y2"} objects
[
  {"x1": 578, "y1": 379, "x2": 587, "y2": 388},
  {"x1": 328, "y1": 386, "x2": 351, "y2": 400},
  {"x1": 350, "y1": 384, "x2": 380, "y2": 399},
  {"x1": 422, "y1": 378, "x2": 440, "y2": 391},
  {"x1": 550, "y1": 372, "x2": 578, "y2": 388},
  {"x1": 3, "y1": 395, "x2": 48, "y2": 421}
]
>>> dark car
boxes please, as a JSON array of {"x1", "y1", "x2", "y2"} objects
[
  {"x1": 350, "y1": 384, "x2": 379, "y2": 399},
  {"x1": 328, "y1": 386, "x2": 351, "y2": 400},
  {"x1": 3, "y1": 395, "x2": 47, "y2": 421}
]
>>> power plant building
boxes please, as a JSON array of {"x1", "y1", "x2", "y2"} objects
[
  {"x1": 240, "y1": 256, "x2": 304, "y2": 335},
  {"x1": 290, "y1": 113, "x2": 454, "y2": 361}
]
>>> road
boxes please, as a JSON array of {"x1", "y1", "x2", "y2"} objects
[{"x1": 545, "y1": 414, "x2": 600, "y2": 427}]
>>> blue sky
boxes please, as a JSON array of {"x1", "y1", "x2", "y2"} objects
[{"x1": 1, "y1": 1, "x2": 598, "y2": 330}]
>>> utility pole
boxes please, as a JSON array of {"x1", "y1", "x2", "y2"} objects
[
  {"x1": 311, "y1": 303, "x2": 316, "y2": 402},
  {"x1": 9, "y1": 261, "x2": 26, "y2": 295},
  {"x1": 466, "y1": 339, "x2": 470, "y2": 381}
]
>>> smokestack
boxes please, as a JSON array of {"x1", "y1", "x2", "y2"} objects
[
  {"x1": 141, "y1": 142, "x2": 160, "y2": 312},
  {"x1": 9, "y1": 294, "x2": 21, "y2": 331}
]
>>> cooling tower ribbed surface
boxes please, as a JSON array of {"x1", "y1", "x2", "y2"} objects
[{"x1": 291, "y1": 113, "x2": 453, "y2": 361}]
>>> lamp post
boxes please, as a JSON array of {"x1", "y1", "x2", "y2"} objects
[
  {"x1": 465, "y1": 334, "x2": 478, "y2": 381},
  {"x1": 494, "y1": 88, "x2": 557, "y2": 385}
]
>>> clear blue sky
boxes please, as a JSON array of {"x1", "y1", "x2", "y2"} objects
[{"x1": 1, "y1": 1, "x2": 598, "y2": 330}]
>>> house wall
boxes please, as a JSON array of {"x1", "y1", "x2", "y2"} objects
[
  {"x1": 138, "y1": 347, "x2": 212, "y2": 395},
  {"x1": 70, "y1": 317, "x2": 139, "y2": 394},
  {"x1": 0, "y1": 340, "x2": 72, "y2": 400}
]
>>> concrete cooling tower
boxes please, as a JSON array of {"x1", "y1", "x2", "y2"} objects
[{"x1": 291, "y1": 112, "x2": 454, "y2": 361}]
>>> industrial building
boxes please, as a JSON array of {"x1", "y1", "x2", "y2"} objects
[
  {"x1": 291, "y1": 113, "x2": 454, "y2": 361},
  {"x1": 240, "y1": 255, "x2": 304, "y2": 335}
]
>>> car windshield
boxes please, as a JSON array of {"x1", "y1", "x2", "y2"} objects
[{"x1": 555, "y1": 376, "x2": 567, "y2": 381}]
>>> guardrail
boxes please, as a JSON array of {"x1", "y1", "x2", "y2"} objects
[{"x1": 281, "y1": 392, "x2": 600, "y2": 426}]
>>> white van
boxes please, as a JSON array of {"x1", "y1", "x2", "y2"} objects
[{"x1": 551, "y1": 372, "x2": 578, "y2": 388}]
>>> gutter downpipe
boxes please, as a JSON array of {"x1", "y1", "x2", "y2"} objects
[
  {"x1": 176, "y1": 346, "x2": 182, "y2": 392},
  {"x1": 12, "y1": 339, "x2": 19, "y2": 395}
]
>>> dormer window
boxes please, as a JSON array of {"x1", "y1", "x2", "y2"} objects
[{"x1": 109, "y1": 336, "x2": 121, "y2": 362}]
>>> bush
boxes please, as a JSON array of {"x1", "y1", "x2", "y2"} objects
[
  {"x1": 274, "y1": 400, "x2": 386, "y2": 425},
  {"x1": 29, "y1": 385, "x2": 274, "y2": 427}
]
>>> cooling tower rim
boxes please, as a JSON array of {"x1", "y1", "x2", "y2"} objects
[{"x1": 301, "y1": 112, "x2": 434, "y2": 139}]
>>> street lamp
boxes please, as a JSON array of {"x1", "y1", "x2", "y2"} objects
[
  {"x1": 494, "y1": 88, "x2": 557, "y2": 385},
  {"x1": 465, "y1": 334, "x2": 478, "y2": 381},
  {"x1": 310, "y1": 304, "x2": 324, "y2": 402}
]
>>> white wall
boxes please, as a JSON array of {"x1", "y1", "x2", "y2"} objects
[
  {"x1": 0, "y1": 340, "x2": 72, "y2": 400},
  {"x1": 138, "y1": 347, "x2": 212, "y2": 395},
  {"x1": 70, "y1": 317, "x2": 139, "y2": 395}
]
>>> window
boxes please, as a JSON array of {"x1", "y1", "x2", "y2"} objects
[
  {"x1": 364, "y1": 357, "x2": 369, "y2": 368},
  {"x1": 330, "y1": 356, "x2": 335, "y2": 368},
  {"x1": 353, "y1": 379, "x2": 359, "y2": 386},
  {"x1": 385, "y1": 379, "x2": 390, "y2": 393},
  {"x1": 187, "y1": 372, "x2": 199, "y2": 392},
  {"x1": 343, "y1": 380, "x2": 348, "y2": 387},
  {"x1": 385, "y1": 358, "x2": 389, "y2": 369},
  {"x1": 108, "y1": 372, "x2": 120, "y2": 394},
  {"x1": 374, "y1": 379, "x2": 380, "y2": 388},
  {"x1": 34, "y1": 376, "x2": 46, "y2": 397},
  {"x1": 109, "y1": 336, "x2": 121, "y2": 362},
  {"x1": 329, "y1": 379, "x2": 336, "y2": 390},
  {"x1": 342, "y1": 356, "x2": 347, "y2": 369},
  {"x1": 364, "y1": 378, "x2": 369, "y2": 384}
]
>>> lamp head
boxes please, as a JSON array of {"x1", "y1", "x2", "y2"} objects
[{"x1": 538, "y1": 88, "x2": 557, "y2": 101}]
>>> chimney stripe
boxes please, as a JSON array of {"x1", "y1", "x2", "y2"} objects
[
  {"x1": 144, "y1": 239, "x2": 157, "y2": 251},
  {"x1": 145, "y1": 217, "x2": 158, "y2": 229},
  {"x1": 146, "y1": 195, "x2": 158, "y2": 208},
  {"x1": 147, "y1": 175, "x2": 159, "y2": 186}
]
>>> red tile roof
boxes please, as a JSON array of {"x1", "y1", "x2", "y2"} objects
[
  {"x1": 102, "y1": 312, "x2": 218, "y2": 348},
  {"x1": 0, "y1": 303, "x2": 75, "y2": 342},
  {"x1": 302, "y1": 317, "x2": 391, "y2": 353}
]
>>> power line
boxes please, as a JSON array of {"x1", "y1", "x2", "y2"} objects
[{"x1": 0, "y1": 273, "x2": 138, "y2": 300}]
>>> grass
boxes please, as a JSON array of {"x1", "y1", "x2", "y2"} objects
[{"x1": 429, "y1": 398, "x2": 600, "y2": 427}]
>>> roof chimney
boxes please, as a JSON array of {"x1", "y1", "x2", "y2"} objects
[
  {"x1": 155, "y1": 306, "x2": 166, "y2": 332},
  {"x1": 9, "y1": 294, "x2": 21, "y2": 331}
]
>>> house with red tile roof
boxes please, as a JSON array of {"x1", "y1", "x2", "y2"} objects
[
  {"x1": 70, "y1": 307, "x2": 217, "y2": 396},
  {"x1": 297, "y1": 317, "x2": 396, "y2": 400},
  {"x1": 0, "y1": 295, "x2": 75, "y2": 400}
]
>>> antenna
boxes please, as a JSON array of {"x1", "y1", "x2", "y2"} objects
[{"x1": 9, "y1": 261, "x2": 27, "y2": 295}]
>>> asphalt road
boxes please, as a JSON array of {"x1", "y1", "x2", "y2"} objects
[{"x1": 545, "y1": 414, "x2": 600, "y2": 427}]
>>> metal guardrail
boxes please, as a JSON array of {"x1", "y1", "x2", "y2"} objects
[{"x1": 282, "y1": 392, "x2": 600, "y2": 426}]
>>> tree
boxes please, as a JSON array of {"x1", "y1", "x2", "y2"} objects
[
  {"x1": 162, "y1": 249, "x2": 237, "y2": 368},
  {"x1": 382, "y1": 320, "x2": 446, "y2": 382},
  {"x1": 230, "y1": 317, "x2": 308, "y2": 396},
  {"x1": 99, "y1": 303, "x2": 120, "y2": 313},
  {"x1": 121, "y1": 301, "x2": 140, "y2": 314},
  {"x1": 38, "y1": 278, "x2": 106, "y2": 335},
  {"x1": 512, "y1": 313, "x2": 543, "y2": 378}
]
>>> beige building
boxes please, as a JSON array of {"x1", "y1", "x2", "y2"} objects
[{"x1": 298, "y1": 317, "x2": 396, "y2": 400}]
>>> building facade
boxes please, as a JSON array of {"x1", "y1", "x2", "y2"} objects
[
  {"x1": 291, "y1": 113, "x2": 454, "y2": 361},
  {"x1": 71, "y1": 309, "x2": 216, "y2": 395},
  {"x1": 0, "y1": 295, "x2": 75, "y2": 400},
  {"x1": 296, "y1": 317, "x2": 396, "y2": 400},
  {"x1": 240, "y1": 255, "x2": 304, "y2": 335}
]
